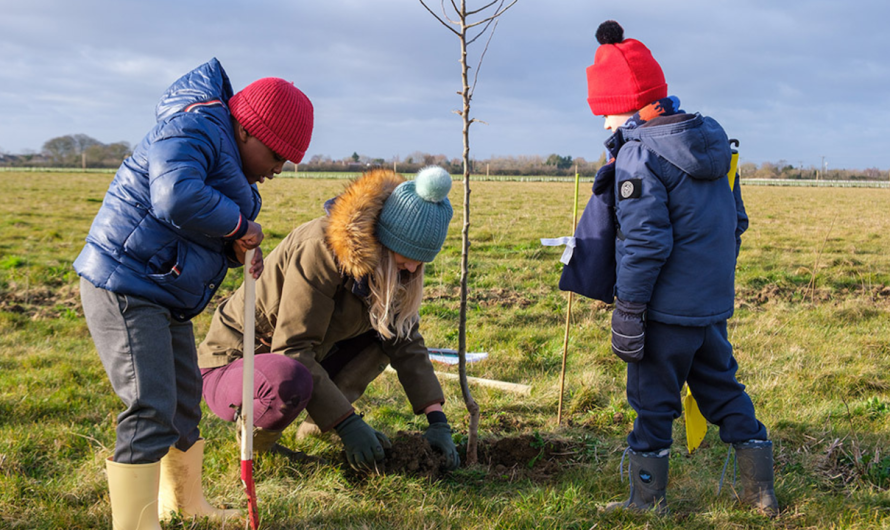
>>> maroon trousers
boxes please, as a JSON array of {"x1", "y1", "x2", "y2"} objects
[{"x1": 201, "y1": 331, "x2": 378, "y2": 430}]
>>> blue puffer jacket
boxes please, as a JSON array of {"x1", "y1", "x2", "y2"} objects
[
  {"x1": 613, "y1": 113, "x2": 747, "y2": 326},
  {"x1": 74, "y1": 58, "x2": 261, "y2": 321}
]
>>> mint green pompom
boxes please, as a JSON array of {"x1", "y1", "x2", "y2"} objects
[{"x1": 414, "y1": 166, "x2": 452, "y2": 203}]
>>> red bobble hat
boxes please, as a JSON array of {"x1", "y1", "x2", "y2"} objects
[
  {"x1": 229, "y1": 77, "x2": 314, "y2": 163},
  {"x1": 586, "y1": 20, "x2": 667, "y2": 116}
]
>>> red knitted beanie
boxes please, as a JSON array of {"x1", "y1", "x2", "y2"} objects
[
  {"x1": 586, "y1": 21, "x2": 667, "y2": 116},
  {"x1": 229, "y1": 77, "x2": 314, "y2": 163}
]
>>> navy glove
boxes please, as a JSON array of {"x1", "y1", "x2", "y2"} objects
[
  {"x1": 611, "y1": 299, "x2": 646, "y2": 362},
  {"x1": 335, "y1": 414, "x2": 391, "y2": 471},
  {"x1": 423, "y1": 422, "x2": 460, "y2": 471}
]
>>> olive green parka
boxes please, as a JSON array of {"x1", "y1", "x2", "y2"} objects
[{"x1": 197, "y1": 170, "x2": 445, "y2": 431}]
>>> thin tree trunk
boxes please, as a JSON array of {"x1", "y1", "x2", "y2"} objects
[
  {"x1": 418, "y1": 0, "x2": 517, "y2": 466},
  {"x1": 457, "y1": 0, "x2": 480, "y2": 466}
]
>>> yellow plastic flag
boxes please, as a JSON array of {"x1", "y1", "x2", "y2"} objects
[
  {"x1": 684, "y1": 140, "x2": 740, "y2": 453},
  {"x1": 727, "y1": 141, "x2": 739, "y2": 191},
  {"x1": 684, "y1": 384, "x2": 707, "y2": 452}
]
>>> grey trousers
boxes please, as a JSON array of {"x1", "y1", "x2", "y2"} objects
[{"x1": 80, "y1": 278, "x2": 202, "y2": 464}]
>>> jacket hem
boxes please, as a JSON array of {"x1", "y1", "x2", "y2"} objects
[{"x1": 647, "y1": 307, "x2": 733, "y2": 327}]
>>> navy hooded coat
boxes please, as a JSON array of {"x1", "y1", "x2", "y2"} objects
[{"x1": 613, "y1": 113, "x2": 747, "y2": 326}]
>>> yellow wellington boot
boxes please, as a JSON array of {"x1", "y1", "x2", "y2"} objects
[
  {"x1": 236, "y1": 413, "x2": 326, "y2": 464},
  {"x1": 105, "y1": 458, "x2": 163, "y2": 530},
  {"x1": 157, "y1": 439, "x2": 240, "y2": 522}
]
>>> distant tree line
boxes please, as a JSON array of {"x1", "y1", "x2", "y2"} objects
[
  {"x1": 0, "y1": 134, "x2": 130, "y2": 168},
  {"x1": 298, "y1": 150, "x2": 609, "y2": 177},
  {"x1": 739, "y1": 161, "x2": 889, "y2": 182},
  {"x1": 300, "y1": 153, "x2": 889, "y2": 181},
  {"x1": 2, "y1": 135, "x2": 887, "y2": 181}
]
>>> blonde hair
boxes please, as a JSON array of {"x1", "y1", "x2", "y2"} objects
[{"x1": 367, "y1": 250, "x2": 424, "y2": 341}]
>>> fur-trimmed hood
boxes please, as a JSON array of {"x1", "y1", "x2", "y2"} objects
[{"x1": 325, "y1": 169, "x2": 405, "y2": 279}]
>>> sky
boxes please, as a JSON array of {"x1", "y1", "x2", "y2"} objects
[{"x1": 1, "y1": 1, "x2": 888, "y2": 170}]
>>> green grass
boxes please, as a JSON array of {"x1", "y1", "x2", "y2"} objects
[{"x1": 1, "y1": 172, "x2": 889, "y2": 528}]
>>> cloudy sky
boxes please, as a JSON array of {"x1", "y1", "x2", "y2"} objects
[{"x1": 1, "y1": 1, "x2": 888, "y2": 170}]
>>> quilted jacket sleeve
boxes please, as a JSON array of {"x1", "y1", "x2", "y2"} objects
[
  {"x1": 614, "y1": 142, "x2": 673, "y2": 305},
  {"x1": 146, "y1": 114, "x2": 244, "y2": 238}
]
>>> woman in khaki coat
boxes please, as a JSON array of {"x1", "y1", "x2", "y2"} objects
[{"x1": 198, "y1": 166, "x2": 459, "y2": 471}]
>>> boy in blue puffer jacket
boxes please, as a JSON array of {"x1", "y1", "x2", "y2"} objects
[
  {"x1": 585, "y1": 22, "x2": 778, "y2": 516},
  {"x1": 74, "y1": 58, "x2": 313, "y2": 528}
]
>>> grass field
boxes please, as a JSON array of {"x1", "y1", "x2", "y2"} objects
[{"x1": 1, "y1": 171, "x2": 889, "y2": 529}]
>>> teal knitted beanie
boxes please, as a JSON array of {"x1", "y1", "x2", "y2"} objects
[{"x1": 377, "y1": 166, "x2": 453, "y2": 262}]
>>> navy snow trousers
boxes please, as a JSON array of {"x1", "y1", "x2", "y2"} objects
[{"x1": 626, "y1": 319, "x2": 767, "y2": 452}]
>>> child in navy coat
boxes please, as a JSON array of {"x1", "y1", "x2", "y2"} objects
[{"x1": 584, "y1": 21, "x2": 778, "y2": 516}]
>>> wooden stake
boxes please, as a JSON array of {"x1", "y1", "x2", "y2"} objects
[{"x1": 557, "y1": 169, "x2": 581, "y2": 425}]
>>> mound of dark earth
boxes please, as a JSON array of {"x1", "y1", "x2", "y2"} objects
[{"x1": 344, "y1": 432, "x2": 579, "y2": 482}]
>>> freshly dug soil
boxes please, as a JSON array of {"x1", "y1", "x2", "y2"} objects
[
  {"x1": 384, "y1": 432, "x2": 448, "y2": 480},
  {"x1": 477, "y1": 433, "x2": 578, "y2": 482},
  {"x1": 344, "y1": 432, "x2": 579, "y2": 483}
]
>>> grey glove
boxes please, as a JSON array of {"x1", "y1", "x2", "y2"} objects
[
  {"x1": 611, "y1": 299, "x2": 646, "y2": 362},
  {"x1": 423, "y1": 422, "x2": 460, "y2": 471},
  {"x1": 335, "y1": 414, "x2": 391, "y2": 470}
]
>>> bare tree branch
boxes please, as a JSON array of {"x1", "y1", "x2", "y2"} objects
[
  {"x1": 496, "y1": 0, "x2": 518, "y2": 15},
  {"x1": 466, "y1": 14, "x2": 496, "y2": 45},
  {"x1": 466, "y1": 0, "x2": 499, "y2": 16},
  {"x1": 419, "y1": 0, "x2": 460, "y2": 34},
  {"x1": 469, "y1": 19, "x2": 499, "y2": 96},
  {"x1": 465, "y1": 6, "x2": 496, "y2": 45},
  {"x1": 466, "y1": 0, "x2": 517, "y2": 29},
  {"x1": 445, "y1": 0, "x2": 461, "y2": 24}
]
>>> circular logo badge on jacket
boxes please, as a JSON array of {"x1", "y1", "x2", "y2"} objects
[
  {"x1": 620, "y1": 181, "x2": 634, "y2": 198},
  {"x1": 620, "y1": 180, "x2": 634, "y2": 199},
  {"x1": 619, "y1": 179, "x2": 642, "y2": 200}
]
